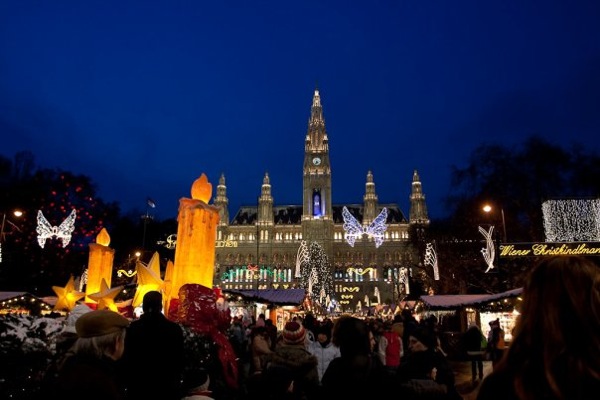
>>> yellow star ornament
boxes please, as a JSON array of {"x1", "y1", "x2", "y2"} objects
[
  {"x1": 131, "y1": 260, "x2": 164, "y2": 307},
  {"x1": 88, "y1": 278, "x2": 123, "y2": 312},
  {"x1": 52, "y1": 275, "x2": 85, "y2": 312}
]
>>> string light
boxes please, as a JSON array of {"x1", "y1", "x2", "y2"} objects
[{"x1": 542, "y1": 199, "x2": 600, "y2": 242}]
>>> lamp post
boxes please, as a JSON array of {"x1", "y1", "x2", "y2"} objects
[
  {"x1": 1, "y1": 210, "x2": 23, "y2": 264},
  {"x1": 482, "y1": 204, "x2": 507, "y2": 242},
  {"x1": 1, "y1": 210, "x2": 23, "y2": 242}
]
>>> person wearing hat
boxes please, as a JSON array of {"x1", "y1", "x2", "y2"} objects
[
  {"x1": 307, "y1": 323, "x2": 340, "y2": 384},
  {"x1": 267, "y1": 320, "x2": 320, "y2": 399},
  {"x1": 181, "y1": 368, "x2": 214, "y2": 400},
  {"x1": 120, "y1": 290, "x2": 185, "y2": 400},
  {"x1": 47, "y1": 309, "x2": 130, "y2": 400},
  {"x1": 395, "y1": 326, "x2": 462, "y2": 400}
]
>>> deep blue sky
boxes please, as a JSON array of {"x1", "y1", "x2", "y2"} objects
[{"x1": 2, "y1": 1, "x2": 599, "y2": 221}]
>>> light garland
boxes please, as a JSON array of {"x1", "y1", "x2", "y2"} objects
[
  {"x1": 542, "y1": 199, "x2": 600, "y2": 242},
  {"x1": 342, "y1": 206, "x2": 388, "y2": 248}
]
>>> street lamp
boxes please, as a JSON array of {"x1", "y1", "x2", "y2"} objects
[
  {"x1": 1, "y1": 210, "x2": 23, "y2": 242},
  {"x1": 482, "y1": 204, "x2": 507, "y2": 242},
  {"x1": 1, "y1": 210, "x2": 23, "y2": 264}
]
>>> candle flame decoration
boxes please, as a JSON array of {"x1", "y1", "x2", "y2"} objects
[
  {"x1": 96, "y1": 228, "x2": 110, "y2": 246},
  {"x1": 191, "y1": 173, "x2": 212, "y2": 203}
]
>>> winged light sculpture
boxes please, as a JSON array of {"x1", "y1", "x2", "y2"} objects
[
  {"x1": 36, "y1": 209, "x2": 77, "y2": 248},
  {"x1": 479, "y1": 225, "x2": 496, "y2": 273},
  {"x1": 295, "y1": 240, "x2": 309, "y2": 278},
  {"x1": 342, "y1": 206, "x2": 388, "y2": 248}
]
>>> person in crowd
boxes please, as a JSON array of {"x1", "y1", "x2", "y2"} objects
[
  {"x1": 307, "y1": 323, "x2": 340, "y2": 384},
  {"x1": 319, "y1": 315, "x2": 389, "y2": 398},
  {"x1": 477, "y1": 255, "x2": 600, "y2": 399},
  {"x1": 486, "y1": 318, "x2": 506, "y2": 369},
  {"x1": 302, "y1": 313, "x2": 317, "y2": 345},
  {"x1": 120, "y1": 291, "x2": 184, "y2": 400},
  {"x1": 228, "y1": 316, "x2": 247, "y2": 358},
  {"x1": 395, "y1": 326, "x2": 462, "y2": 400},
  {"x1": 40, "y1": 303, "x2": 93, "y2": 392},
  {"x1": 48, "y1": 309, "x2": 130, "y2": 400},
  {"x1": 246, "y1": 364, "x2": 295, "y2": 400},
  {"x1": 267, "y1": 320, "x2": 320, "y2": 399},
  {"x1": 264, "y1": 318, "x2": 279, "y2": 351},
  {"x1": 401, "y1": 309, "x2": 419, "y2": 355},
  {"x1": 462, "y1": 323, "x2": 486, "y2": 385},
  {"x1": 181, "y1": 368, "x2": 214, "y2": 400},
  {"x1": 377, "y1": 319, "x2": 404, "y2": 377},
  {"x1": 249, "y1": 325, "x2": 273, "y2": 374}
]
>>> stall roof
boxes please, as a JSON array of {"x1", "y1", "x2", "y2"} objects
[
  {"x1": 224, "y1": 288, "x2": 306, "y2": 306},
  {"x1": 419, "y1": 288, "x2": 523, "y2": 310}
]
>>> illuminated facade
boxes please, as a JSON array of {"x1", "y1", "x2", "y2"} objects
[{"x1": 213, "y1": 89, "x2": 430, "y2": 309}]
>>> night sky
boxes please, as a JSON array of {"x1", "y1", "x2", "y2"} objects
[{"x1": 2, "y1": 1, "x2": 599, "y2": 221}]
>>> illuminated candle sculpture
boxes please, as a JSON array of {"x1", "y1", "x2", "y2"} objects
[
  {"x1": 85, "y1": 228, "x2": 115, "y2": 304},
  {"x1": 168, "y1": 174, "x2": 220, "y2": 309}
]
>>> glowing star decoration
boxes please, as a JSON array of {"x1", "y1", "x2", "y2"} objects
[
  {"x1": 424, "y1": 242, "x2": 440, "y2": 280},
  {"x1": 88, "y1": 278, "x2": 123, "y2": 312},
  {"x1": 295, "y1": 240, "x2": 309, "y2": 278},
  {"x1": 52, "y1": 276, "x2": 85, "y2": 312},
  {"x1": 147, "y1": 251, "x2": 162, "y2": 278},
  {"x1": 36, "y1": 209, "x2": 77, "y2": 248},
  {"x1": 132, "y1": 259, "x2": 164, "y2": 307},
  {"x1": 342, "y1": 206, "x2": 388, "y2": 248},
  {"x1": 479, "y1": 225, "x2": 496, "y2": 273}
]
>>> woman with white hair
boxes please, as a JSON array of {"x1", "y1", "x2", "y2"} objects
[{"x1": 47, "y1": 309, "x2": 130, "y2": 400}]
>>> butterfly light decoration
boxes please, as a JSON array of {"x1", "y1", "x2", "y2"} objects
[
  {"x1": 36, "y1": 209, "x2": 77, "y2": 248},
  {"x1": 342, "y1": 206, "x2": 388, "y2": 248}
]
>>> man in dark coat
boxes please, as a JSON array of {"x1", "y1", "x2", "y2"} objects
[{"x1": 120, "y1": 291, "x2": 185, "y2": 400}]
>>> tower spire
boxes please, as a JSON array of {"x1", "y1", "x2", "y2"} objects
[{"x1": 409, "y1": 170, "x2": 429, "y2": 225}]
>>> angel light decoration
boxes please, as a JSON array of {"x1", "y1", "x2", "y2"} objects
[
  {"x1": 36, "y1": 209, "x2": 76, "y2": 248},
  {"x1": 342, "y1": 206, "x2": 388, "y2": 248}
]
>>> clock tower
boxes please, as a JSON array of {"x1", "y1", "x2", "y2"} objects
[{"x1": 302, "y1": 88, "x2": 334, "y2": 249}]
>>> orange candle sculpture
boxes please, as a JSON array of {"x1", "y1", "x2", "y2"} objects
[
  {"x1": 168, "y1": 173, "x2": 220, "y2": 306},
  {"x1": 85, "y1": 228, "x2": 115, "y2": 304}
]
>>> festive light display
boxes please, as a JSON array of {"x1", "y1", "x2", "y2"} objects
[
  {"x1": 36, "y1": 209, "x2": 76, "y2": 248},
  {"x1": 168, "y1": 173, "x2": 219, "y2": 311},
  {"x1": 479, "y1": 225, "x2": 495, "y2": 273},
  {"x1": 424, "y1": 242, "x2": 439, "y2": 280},
  {"x1": 342, "y1": 206, "x2": 388, "y2": 248},
  {"x1": 88, "y1": 278, "x2": 123, "y2": 312},
  {"x1": 542, "y1": 199, "x2": 600, "y2": 242},
  {"x1": 300, "y1": 241, "x2": 335, "y2": 303},
  {"x1": 84, "y1": 228, "x2": 115, "y2": 303},
  {"x1": 131, "y1": 258, "x2": 164, "y2": 307},
  {"x1": 295, "y1": 240, "x2": 309, "y2": 278},
  {"x1": 52, "y1": 275, "x2": 85, "y2": 311}
]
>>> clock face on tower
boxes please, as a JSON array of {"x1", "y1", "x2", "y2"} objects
[{"x1": 312, "y1": 157, "x2": 321, "y2": 166}]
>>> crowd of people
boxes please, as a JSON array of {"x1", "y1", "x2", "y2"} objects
[{"x1": 38, "y1": 255, "x2": 600, "y2": 400}]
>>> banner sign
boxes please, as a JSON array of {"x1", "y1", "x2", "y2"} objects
[{"x1": 500, "y1": 242, "x2": 600, "y2": 257}]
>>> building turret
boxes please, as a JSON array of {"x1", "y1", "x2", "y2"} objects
[
  {"x1": 409, "y1": 170, "x2": 430, "y2": 225},
  {"x1": 363, "y1": 170, "x2": 379, "y2": 225},
  {"x1": 214, "y1": 173, "x2": 229, "y2": 226}
]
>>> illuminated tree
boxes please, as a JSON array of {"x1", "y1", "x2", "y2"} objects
[{"x1": 300, "y1": 241, "x2": 334, "y2": 303}]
